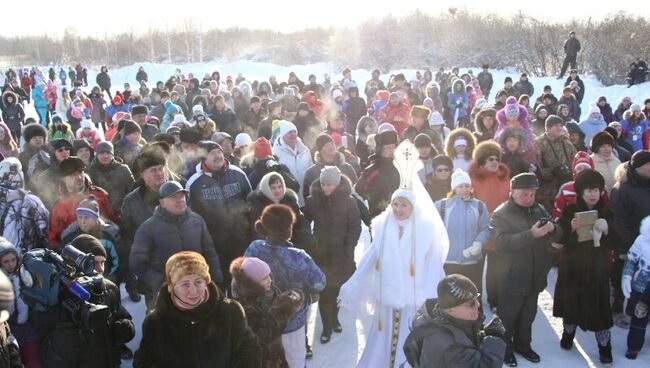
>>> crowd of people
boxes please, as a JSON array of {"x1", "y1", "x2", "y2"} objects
[{"x1": 0, "y1": 60, "x2": 647, "y2": 368}]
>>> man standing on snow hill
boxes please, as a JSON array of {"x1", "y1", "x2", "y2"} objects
[
  {"x1": 490, "y1": 173, "x2": 562, "y2": 367},
  {"x1": 96, "y1": 65, "x2": 112, "y2": 100},
  {"x1": 558, "y1": 31, "x2": 581, "y2": 79}
]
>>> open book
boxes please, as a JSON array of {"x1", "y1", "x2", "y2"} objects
[{"x1": 574, "y1": 210, "x2": 598, "y2": 242}]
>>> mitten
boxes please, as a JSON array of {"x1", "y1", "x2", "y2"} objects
[{"x1": 113, "y1": 319, "x2": 135, "y2": 344}]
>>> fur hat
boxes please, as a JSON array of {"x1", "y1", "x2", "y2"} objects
[
  {"x1": 70, "y1": 234, "x2": 107, "y2": 258},
  {"x1": 631, "y1": 150, "x2": 650, "y2": 170},
  {"x1": 473, "y1": 141, "x2": 502, "y2": 166},
  {"x1": 314, "y1": 133, "x2": 334, "y2": 153},
  {"x1": 450, "y1": 169, "x2": 471, "y2": 190},
  {"x1": 50, "y1": 138, "x2": 73, "y2": 153},
  {"x1": 574, "y1": 169, "x2": 605, "y2": 195},
  {"x1": 23, "y1": 123, "x2": 47, "y2": 142},
  {"x1": 254, "y1": 137, "x2": 273, "y2": 159},
  {"x1": 414, "y1": 133, "x2": 432, "y2": 148},
  {"x1": 165, "y1": 251, "x2": 211, "y2": 288},
  {"x1": 410, "y1": 105, "x2": 431, "y2": 120},
  {"x1": 255, "y1": 204, "x2": 296, "y2": 242},
  {"x1": 122, "y1": 120, "x2": 142, "y2": 136},
  {"x1": 76, "y1": 195, "x2": 99, "y2": 219},
  {"x1": 133, "y1": 148, "x2": 166, "y2": 175},
  {"x1": 59, "y1": 156, "x2": 85, "y2": 177},
  {"x1": 437, "y1": 274, "x2": 479, "y2": 309},
  {"x1": 131, "y1": 105, "x2": 148, "y2": 116},
  {"x1": 590, "y1": 131, "x2": 615, "y2": 153},
  {"x1": 545, "y1": 115, "x2": 564, "y2": 130}
]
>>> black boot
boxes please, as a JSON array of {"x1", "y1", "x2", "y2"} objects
[
  {"x1": 320, "y1": 328, "x2": 332, "y2": 344},
  {"x1": 560, "y1": 330, "x2": 575, "y2": 350},
  {"x1": 333, "y1": 307, "x2": 342, "y2": 333},
  {"x1": 504, "y1": 348, "x2": 518, "y2": 367},
  {"x1": 599, "y1": 342, "x2": 613, "y2": 364}
]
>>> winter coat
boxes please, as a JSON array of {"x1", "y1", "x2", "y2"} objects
[
  {"x1": 591, "y1": 153, "x2": 620, "y2": 193},
  {"x1": 302, "y1": 151, "x2": 357, "y2": 192},
  {"x1": 243, "y1": 107, "x2": 268, "y2": 132},
  {"x1": 410, "y1": 299, "x2": 506, "y2": 368},
  {"x1": 88, "y1": 93, "x2": 105, "y2": 124},
  {"x1": 113, "y1": 138, "x2": 142, "y2": 171},
  {"x1": 622, "y1": 217, "x2": 650, "y2": 294},
  {"x1": 620, "y1": 110, "x2": 649, "y2": 152},
  {"x1": 554, "y1": 201, "x2": 615, "y2": 331},
  {"x1": 402, "y1": 125, "x2": 444, "y2": 155},
  {"x1": 598, "y1": 103, "x2": 614, "y2": 124},
  {"x1": 272, "y1": 137, "x2": 312, "y2": 205},
  {"x1": 472, "y1": 109, "x2": 497, "y2": 143},
  {"x1": 130, "y1": 206, "x2": 224, "y2": 294},
  {"x1": 211, "y1": 107, "x2": 239, "y2": 137},
  {"x1": 134, "y1": 282, "x2": 261, "y2": 368},
  {"x1": 85, "y1": 158, "x2": 135, "y2": 214},
  {"x1": 425, "y1": 178, "x2": 451, "y2": 202},
  {"x1": 563, "y1": 37, "x2": 581, "y2": 58},
  {"x1": 1, "y1": 91, "x2": 24, "y2": 133},
  {"x1": 186, "y1": 162, "x2": 252, "y2": 272},
  {"x1": 558, "y1": 95, "x2": 581, "y2": 121},
  {"x1": 292, "y1": 111, "x2": 322, "y2": 147},
  {"x1": 135, "y1": 70, "x2": 148, "y2": 83},
  {"x1": 435, "y1": 195, "x2": 490, "y2": 264},
  {"x1": 96, "y1": 71, "x2": 111, "y2": 91},
  {"x1": 490, "y1": 197, "x2": 562, "y2": 296},
  {"x1": 0, "y1": 188, "x2": 49, "y2": 254},
  {"x1": 354, "y1": 154, "x2": 400, "y2": 219},
  {"x1": 18, "y1": 147, "x2": 50, "y2": 191},
  {"x1": 468, "y1": 162, "x2": 510, "y2": 214},
  {"x1": 245, "y1": 239, "x2": 326, "y2": 333},
  {"x1": 60, "y1": 222, "x2": 120, "y2": 277},
  {"x1": 0, "y1": 321, "x2": 21, "y2": 368},
  {"x1": 342, "y1": 90, "x2": 367, "y2": 133},
  {"x1": 477, "y1": 71, "x2": 494, "y2": 97},
  {"x1": 378, "y1": 102, "x2": 409, "y2": 136},
  {"x1": 578, "y1": 115, "x2": 607, "y2": 147},
  {"x1": 47, "y1": 123, "x2": 75, "y2": 143},
  {"x1": 119, "y1": 184, "x2": 161, "y2": 258},
  {"x1": 514, "y1": 80, "x2": 534, "y2": 98},
  {"x1": 564, "y1": 76, "x2": 585, "y2": 103},
  {"x1": 610, "y1": 163, "x2": 650, "y2": 254},
  {"x1": 447, "y1": 80, "x2": 469, "y2": 119},
  {"x1": 534, "y1": 133, "x2": 577, "y2": 205},
  {"x1": 247, "y1": 157, "x2": 300, "y2": 194},
  {"x1": 304, "y1": 176, "x2": 361, "y2": 286},
  {"x1": 531, "y1": 106, "x2": 549, "y2": 137}
]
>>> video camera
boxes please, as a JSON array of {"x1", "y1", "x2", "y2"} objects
[{"x1": 20, "y1": 245, "x2": 110, "y2": 329}]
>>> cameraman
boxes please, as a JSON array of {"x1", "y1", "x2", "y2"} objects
[
  {"x1": 404, "y1": 274, "x2": 506, "y2": 368},
  {"x1": 533, "y1": 115, "x2": 577, "y2": 212},
  {"x1": 247, "y1": 137, "x2": 300, "y2": 193},
  {"x1": 33, "y1": 235, "x2": 135, "y2": 368}
]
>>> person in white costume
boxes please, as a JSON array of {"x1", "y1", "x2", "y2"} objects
[{"x1": 338, "y1": 140, "x2": 449, "y2": 368}]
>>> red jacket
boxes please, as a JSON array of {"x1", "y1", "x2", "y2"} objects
[
  {"x1": 48, "y1": 178, "x2": 118, "y2": 246},
  {"x1": 303, "y1": 91, "x2": 324, "y2": 119},
  {"x1": 378, "y1": 102, "x2": 409, "y2": 136}
]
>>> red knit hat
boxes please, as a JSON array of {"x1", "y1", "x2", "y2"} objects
[
  {"x1": 254, "y1": 137, "x2": 273, "y2": 159},
  {"x1": 571, "y1": 151, "x2": 594, "y2": 173}
]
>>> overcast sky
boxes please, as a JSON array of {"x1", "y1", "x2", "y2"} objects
[{"x1": 8, "y1": 0, "x2": 639, "y2": 37}]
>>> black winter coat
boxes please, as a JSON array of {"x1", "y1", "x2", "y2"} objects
[
  {"x1": 490, "y1": 198, "x2": 562, "y2": 296},
  {"x1": 304, "y1": 176, "x2": 361, "y2": 286},
  {"x1": 210, "y1": 107, "x2": 239, "y2": 137},
  {"x1": 610, "y1": 164, "x2": 650, "y2": 254},
  {"x1": 247, "y1": 157, "x2": 300, "y2": 193},
  {"x1": 134, "y1": 282, "x2": 261, "y2": 368},
  {"x1": 86, "y1": 157, "x2": 135, "y2": 214},
  {"x1": 354, "y1": 154, "x2": 400, "y2": 219},
  {"x1": 96, "y1": 72, "x2": 111, "y2": 91},
  {"x1": 553, "y1": 202, "x2": 615, "y2": 331},
  {"x1": 302, "y1": 152, "x2": 358, "y2": 192},
  {"x1": 130, "y1": 206, "x2": 224, "y2": 294},
  {"x1": 401, "y1": 125, "x2": 444, "y2": 155}
]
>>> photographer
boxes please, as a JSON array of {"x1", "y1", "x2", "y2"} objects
[
  {"x1": 534, "y1": 115, "x2": 577, "y2": 212},
  {"x1": 247, "y1": 137, "x2": 300, "y2": 193},
  {"x1": 404, "y1": 274, "x2": 506, "y2": 368},
  {"x1": 31, "y1": 235, "x2": 135, "y2": 367}
]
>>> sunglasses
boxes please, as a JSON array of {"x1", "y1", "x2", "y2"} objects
[{"x1": 461, "y1": 294, "x2": 481, "y2": 308}]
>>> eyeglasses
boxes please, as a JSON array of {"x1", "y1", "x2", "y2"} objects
[
  {"x1": 435, "y1": 167, "x2": 450, "y2": 173},
  {"x1": 486, "y1": 156, "x2": 499, "y2": 162},
  {"x1": 460, "y1": 294, "x2": 481, "y2": 308}
]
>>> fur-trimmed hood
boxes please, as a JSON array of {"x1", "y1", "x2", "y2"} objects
[
  {"x1": 2, "y1": 91, "x2": 18, "y2": 106},
  {"x1": 474, "y1": 108, "x2": 497, "y2": 135},
  {"x1": 445, "y1": 128, "x2": 476, "y2": 158},
  {"x1": 497, "y1": 126, "x2": 529, "y2": 152},
  {"x1": 468, "y1": 161, "x2": 510, "y2": 182}
]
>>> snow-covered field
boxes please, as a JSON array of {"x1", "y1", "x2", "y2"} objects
[{"x1": 20, "y1": 61, "x2": 649, "y2": 367}]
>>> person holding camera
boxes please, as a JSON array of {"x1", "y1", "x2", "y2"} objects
[
  {"x1": 33, "y1": 234, "x2": 135, "y2": 368},
  {"x1": 490, "y1": 173, "x2": 562, "y2": 366},
  {"x1": 534, "y1": 115, "x2": 577, "y2": 212},
  {"x1": 403, "y1": 274, "x2": 506, "y2": 368}
]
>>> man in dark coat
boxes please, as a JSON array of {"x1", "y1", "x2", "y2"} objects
[
  {"x1": 18, "y1": 123, "x2": 50, "y2": 191},
  {"x1": 1, "y1": 91, "x2": 24, "y2": 141},
  {"x1": 86, "y1": 141, "x2": 135, "y2": 215},
  {"x1": 342, "y1": 86, "x2": 367, "y2": 136},
  {"x1": 477, "y1": 64, "x2": 494, "y2": 100},
  {"x1": 186, "y1": 141, "x2": 252, "y2": 287},
  {"x1": 401, "y1": 105, "x2": 444, "y2": 154},
  {"x1": 558, "y1": 31, "x2": 581, "y2": 79},
  {"x1": 610, "y1": 150, "x2": 650, "y2": 313},
  {"x1": 96, "y1": 66, "x2": 112, "y2": 99},
  {"x1": 490, "y1": 173, "x2": 562, "y2": 366},
  {"x1": 210, "y1": 95, "x2": 239, "y2": 137},
  {"x1": 564, "y1": 70, "x2": 585, "y2": 103},
  {"x1": 131, "y1": 105, "x2": 159, "y2": 141},
  {"x1": 303, "y1": 133, "x2": 357, "y2": 191},
  {"x1": 130, "y1": 181, "x2": 223, "y2": 308},
  {"x1": 514, "y1": 73, "x2": 534, "y2": 99}
]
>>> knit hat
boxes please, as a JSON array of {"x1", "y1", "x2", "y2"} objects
[
  {"x1": 235, "y1": 133, "x2": 252, "y2": 148},
  {"x1": 122, "y1": 120, "x2": 142, "y2": 136},
  {"x1": 241, "y1": 257, "x2": 272, "y2": 283},
  {"x1": 504, "y1": 96, "x2": 519, "y2": 120},
  {"x1": 608, "y1": 121, "x2": 622, "y2": 129},
  {"x1": 473, "y1": 141, "x2": 502, "y2": 166},
  {"x1": 320, "y1": 166, "x2": 341, "y2": 186},
  {"x1": 255, "y1": 204, "x2": 296, "y2": 242},
  {"x1": 631, "y1": 150, "x2": 650, "y2": 170},
  {"x1": 165, "y1": 251, "x2": 211, "y2": 288},
  {"x1": 70, "y1": 234, "x2": 107, "y2": 258},
  {"x1": 545, "y1": 115, "x2": 564, "y2": 130},
  {"x1": 588, "y1": 103, "x2": 600, "y2": 116},
  {"x1": 71, "y1": 107, "x2": 83, "y2": 120},
  {"x1": 571, "y1": 151, "x2": 594, "y2": 173},
  {"x1": 179, "y1": 128, "x2": 202, "y2": 145},
  {"x1": 96, "y1": 141, "x2": 114, "y2": 155},
  {"x1": 450, "y1": 169, "x2": 471, "y2": 190},
  {"x1": 437, "y1": 274, "x2": 479, "y2": 309},
  {"x1": 112, "y1": 95, "x2": 122, "y2": 105},
  {"x1": 51, "y1": 114, "x2": 63, "y2": 124},
  {"x1": 76, "y1": 195, "x2": 100, "y2": 219},
  {"x1": 192, "y1": 105, "x2": 204, "y2": 115},
  {"x1": 332, "y1": 89, "x2": 343, "y2": 99},
  {"x1": 59, "y1": 156, "x2": 85, "y2": 177},
  {"x1": 410, "y1": 105, "x2": 431, "y2": 120},
  {"x1": 80, "y1": 119, "x2": 93, "y2": 130},
  {"x1": 429, "y1": 111, "x2": 445, "y2": 126},
  {"x1": 510, "y1": 172, "x2": 539, "y2": 190},
  {"x1": 211, "y1": 132, "x2": 233, "y2": 146},
  {"x1": 414, "y1": 133, "x2": 432, "y2": 148},
  {"x1": 432, "y1": 154, "x2": 453, "y2": 170},
  {"x1": 173, "y1": 114, "x2": 188, "y2": 125},
  {"x1": 133, "y1": 149, "x2": 167, "y2": 175},
  {"x1": 631, "y1": 103, "x2": 642, "y2": 112},
  {"x1": 574, "y1": 169, "x2": 605, "y2": 195},
  {"x1": 23, "y1": 123, "x2": 47, "y2": 142},
  {"x1": 254, "y1": 137, "x2": 273, "y2": 159},
  {"x1": 279, "y1": 120, "x2": 297, "y2": 138},
  {"x1": 314, "y1": 133, "x2": 334, "y2": 153},
  {"x1": 590, "y1": 131, "x2": 615, "y2": 153},
  {"x1": 131, "y1": 105, "x2": 148, "y2": 116}
]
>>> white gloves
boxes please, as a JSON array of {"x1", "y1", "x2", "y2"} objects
[
  {"x1": 592, "y1": 219, "x2": 609, "y2": 247},
  {"x1": 463, "y1": 241, "x2": 483, "y2": 258},
  {"x1": 622, "y1": 276, "x2": 632, "y2": 299}
]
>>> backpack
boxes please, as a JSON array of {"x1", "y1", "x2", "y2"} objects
[
  {"x1": 402, "y1": 323, "x2": 440, "y2": 367},
  {"x1": 439, "y1": 198, "x2": 484, "y2": 226}
]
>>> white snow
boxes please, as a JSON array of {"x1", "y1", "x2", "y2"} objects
[{"x1": 19, "y1": 60, "x2": 650, "y2": 367}]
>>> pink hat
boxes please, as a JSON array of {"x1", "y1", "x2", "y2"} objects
[{"x1": 242, "y1": 257, "x2": 271, "y2": 283}]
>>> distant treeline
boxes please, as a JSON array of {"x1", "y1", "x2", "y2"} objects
[{"x1": 0, "y1": 10, "x2": 648, "y2": 86}]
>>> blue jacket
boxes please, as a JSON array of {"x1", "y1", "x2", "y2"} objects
[
  {"x1": 620, "y1": 111, "x2": 649, "y2": 152},
  {"x1": 578, "y1": 116, "x2": 607, "y2": 146},
  {"x1": 245, "y1": 239, "x2": 325, "y2": 333},
  {"x1": 434, "y1": 196, "x2": 490, "y2": 264}
]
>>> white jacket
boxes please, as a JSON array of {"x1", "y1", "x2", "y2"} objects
[{"x1": 272, "y1": 137, "x2": 312, "y2": 206}]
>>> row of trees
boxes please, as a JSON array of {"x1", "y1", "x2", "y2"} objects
[{"x1": 0, "y1": 10, "x2": 647, "y2": 85}]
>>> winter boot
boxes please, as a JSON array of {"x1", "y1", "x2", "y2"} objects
[
  {"x1": 560, "y1": 330, "x2": 576, "y2": 350},
  {"x1": 625, "y1": 350, "x2": 638, "y2": 360},
  {"x1": 333, "y1": 307, "x2": 342, "y2": 333},
  {"x1": 598, "y1": 343, "x2": 613, "y2": 364}
]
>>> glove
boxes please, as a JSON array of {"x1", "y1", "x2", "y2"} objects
[
  {"x1": 593, "y1": 218, "x2": 608, "y2": 234},
  {"x1": 622, "y1": 276, "x2": 632, "y2": 299},
  {"x1": 112, "y1": 319, "x2": 135, "y2": 344},
  {"x1": 483, "y1": 316, "x2": 506, "y2": 338},
  {"x1": 635, "y1": 301, "x2": 648, "y2": 319},
  {"x1": 462, "y1": 242, "x2": 482, "y2": 258}
]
